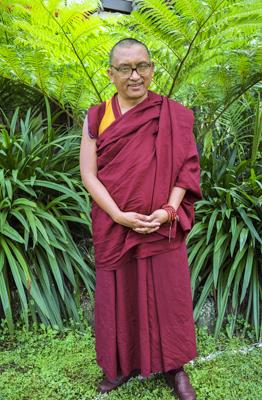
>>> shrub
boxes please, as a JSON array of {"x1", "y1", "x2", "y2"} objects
[{"x1": 0, "y1": 101, "x2": 94, "y2": 333}]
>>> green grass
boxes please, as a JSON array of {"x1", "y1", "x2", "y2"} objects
[{"x1": 0, "y1": 320, "x2": 261, "y2": 400}]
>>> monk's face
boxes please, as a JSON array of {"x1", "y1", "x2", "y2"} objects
[{"x1": 108, "y1": 45, "x2": 154, "y2": 101}]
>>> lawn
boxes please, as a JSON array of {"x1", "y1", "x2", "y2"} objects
[{"x1": 0, "y1": 321, "x2": 261, "y2": 400}]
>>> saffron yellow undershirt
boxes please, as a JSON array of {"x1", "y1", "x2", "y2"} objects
[{"x1": 98, "y1": 98, "x2": 116, "y2": 135}]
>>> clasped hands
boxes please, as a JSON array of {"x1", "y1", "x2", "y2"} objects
[{"x1": 114, "y1": 209, "x2": 169, "y2": 234}]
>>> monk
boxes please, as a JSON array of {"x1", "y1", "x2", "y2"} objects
[{"x1": 80, "y1": 38, "x2": 202, "y2": 400}]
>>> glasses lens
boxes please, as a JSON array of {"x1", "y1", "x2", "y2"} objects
[
  {"x1": 118, "y1": 66, "x2": 132, "y2": 77},
  {"x1": 115, "y1": 63, "x2": 152, "y2": 77},
  {"x1": 137, "y1": 63, "x2": 151, "y2": 75}
]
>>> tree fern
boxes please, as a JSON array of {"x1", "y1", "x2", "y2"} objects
[
  {"x1": 132, "y1": 0, "x2": 262, "y2": 126},
  {"x1": 0, "y1": 0, "x2": 123, "y2": 119}
]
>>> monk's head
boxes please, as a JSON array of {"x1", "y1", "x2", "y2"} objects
[{"x1": 108, "y1": 38, "x2": 154, "y2": 101}]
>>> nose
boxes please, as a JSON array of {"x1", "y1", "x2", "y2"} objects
[{"x1": 130, "y1": 69, "x2": 140, "y2": 79}]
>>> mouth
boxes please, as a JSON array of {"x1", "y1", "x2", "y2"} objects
[{"x1": 128, "y1": 82, "x2": 144, "y2": 88}]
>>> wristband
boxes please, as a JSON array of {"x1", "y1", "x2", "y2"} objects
[
  {"x1": 161, "y1": 203, "x2": 179, "y2": 242},
  {"x1": 161, "y1": 203, "x2": 179, "y2": 222}
]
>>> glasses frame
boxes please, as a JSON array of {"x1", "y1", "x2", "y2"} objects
[{"x1": 110, "y1": 62, "x2": 154, "y2": 78}]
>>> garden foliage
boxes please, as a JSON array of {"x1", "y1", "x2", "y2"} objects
[
  {"x1": 0, "y1": 100, "x2": 95, "y2": 333},
  {"x1": 0, "y1": 0, "x2": 261, "y2": 338}
]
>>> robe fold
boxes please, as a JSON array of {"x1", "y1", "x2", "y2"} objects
[
  {"x1": 94, "y1": 243, "x2": 198, "y2": 381},
  {"x1": 88, "y1": 91, "x2": 202, "y2": 271},
  {"x1": 86, "y1": 90, "x2": 202, "y2": 380}
]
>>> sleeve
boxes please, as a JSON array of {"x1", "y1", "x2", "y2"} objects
[
  {"x1": 85, "y1": 102, "x2": 106, "y2": 139},
  {"x1": 83, "y1": 111, "x2": 97, "y2": 139},
  {"x1": 175, "y1": 113, "x2": 202, "y2": 233},
  {"x1": 175, "y1": 135, "x2": 202, "y2": 203}
]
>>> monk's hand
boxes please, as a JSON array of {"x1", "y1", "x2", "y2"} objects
[
  {"x1": 146, "y1": 209, "x2": 169, "y2": 226},
  {"x1": 131, "y1": 209, "x2": 169, "y2": 234},
  {"x1": 114, "y1": 211, "x2": 160, "y2": 233}
]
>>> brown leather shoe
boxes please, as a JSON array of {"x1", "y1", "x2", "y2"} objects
[
  {"x1": 97, "y1": 369, "x2": 140, "y2": 394},
  {"x1": 164, "y1": 369, "x2": 196, "y2": 400}
]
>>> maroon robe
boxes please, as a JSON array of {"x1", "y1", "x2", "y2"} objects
[{"x1": 87, "y1": 90, "x2": 202, "y2": 380}]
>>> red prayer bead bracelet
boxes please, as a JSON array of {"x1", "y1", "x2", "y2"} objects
[
  {"x1": 160, "y1": 204, "x2": 179, "y2": 243},
  {"x1": 161, "y1": 203, "x2": 179, "y2": 222}
]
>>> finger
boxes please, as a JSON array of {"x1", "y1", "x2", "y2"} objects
[
  {"x1": 135, "y1": 218, "x2": 160, "y2": 226},
  {"x1": 134, "y1": 226, "x2": 160, "y2": 233},
  {"x1": 146, "y1": 226, "x2": 160, "y2": 233},
  {"x1": 146, "y1": 219, "x2": 161, "y2": 226},
  {"x1": 146, "y1": 217, "x2": 160, "y2": 224},
  {"x1": 136, "y1": 221, "x2": 160, "y2": 228},
  {"x1": 136, "y1": 214, "x2": 151, "y2": 222},
  {"x1": 133, "y1": 227, "x2": 150, "y2": 233},
  {"x1": 134, "y1": 227, "x2": 149, "y2": 232},
  {"x1": 145, "y1": 213, "x2": 155, "y2": 222}
]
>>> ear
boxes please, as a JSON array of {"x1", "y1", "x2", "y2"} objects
[{"x1": 107, "y1": 68, "x2": 114, "y2": 83}]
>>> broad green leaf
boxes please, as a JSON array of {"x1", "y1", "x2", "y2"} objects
[
  {"x1": 239, "y1": 227, "x2": 249, "y2": 251},
  {"x1": 213, "y1": 232, "x2": 229, "y2": 288},
  {"x1": 238, "y1": 207, "x2": 262, "y2": 243},
  {"x1": 0, "y1": 269, "x2": 14, "y2": 333},
  {"x1": 188, "y1": 237, "x2": 205, "y2": 265},
  {"x1": 5, "y1": 179, "x2": 13, "y2": 200},
  {"x1": 230, "y1": 221, "x2": 244, "y2": 257},
  {"x1": 10, "y1": 210, "x2": 30, "y2": 232},
  {"x1": 60, "y1": 252, "x2": 77, "y2": 288},
  {"x1": 232, "y1": 258, "x2": 245, "y2": 310},
  {"x1": 13, "y1": 198, "x2": 37, "y2": 208},
  {"x1": 14, "y1": 179, "x2": 37, "y2": 197},
  {"x1": 0, "y1": 249, "x2": 4, "y2": 273},
  {"x1": 227, "y1": 246, "x2": 248, "y2": 289},
  {"x1": 36, "y1": 233, "x2": 54, "y2": 256},
  {"x1": 194, "y1": 274, "x2": 213, "y2": 321},
  {"x1": 0, "y1": 238, "x2": 28, "y2": 315},
  {"x1": 24, "y1": 209, "x2": 38, "y2": 247},
  {"x1": 215, "y1": 283, "x2": 231, "y2": 338},
  {"x1": 216, "y1": 219, "x2": 223, "y2": 232},
  {"x1": 10, "y1": 107, "x2": 19, "y2": 136},
  {"x1": 8, "y1": 240, "x2": 31, "y2": 291},
  {"x1": 35, "y1": 215, "x2": 50, "y2": 244},
  {"x1": 191, "y1": 242, "x2": 213, "y2": 295},
  {"x1": 214, "y1": 232, "x2": 228, "y2": 253},
  {"x1": 47, "y1": 250, "x2": 65, "y2": 301},
  {"x1": 25, "y1": 277, "x2": 52, "y2": 320},
  {"x1": 226, "y1": 191, "x2": 232, "y2": 209},
  {"x1": 37, "y1": 271, "x2": 64, "y2": 328},
  {"x1": 58, "y1": 215, "x2": 90, "y2": 225},
  {"x1": 187, "y1": 221, "x2": 206, "y2": 241},
  {"x1": 36, "y1": 208, "x2": 68, "y2": 240},
  {"x1": 206, "y1": 209, "x2": 219, "y2": 244},
  {"x1": 63, "y1": 284, "x2": 81, "y2": 322},
  {"x1": 43, "y1": 225, "x2": 68, "y2": 250},
  {"x1": 23, "y1": 180, "x2": 87, "y2": 211},
  {"x1": 240, "y1": 246, "x2": 254, "y2": 304},
  {"x1": 35, "y1": 250, "x2": 51, "y2": 293},
  {"x1": 0, "y1": 210, "x2": 8, "y2": 231},
  {"x1": 2, "y1": 221, "x2": 25, "y2": 243},
  {"x1": 252, "y1": 264, "x2": 260, "y2": 340}
]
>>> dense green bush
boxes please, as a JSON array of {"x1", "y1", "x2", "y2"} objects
[
  {"x1": 0, "y1": 101, "x2": 94, "y2": 333},
  {"x1": 187, "y1": 98, "x2": 262, "y2": 340}
]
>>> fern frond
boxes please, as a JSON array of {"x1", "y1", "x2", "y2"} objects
[{"x1": 132, "y1": 0, "x2": 262, "y2": 127}]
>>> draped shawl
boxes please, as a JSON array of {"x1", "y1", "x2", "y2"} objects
[{"x1": 87, "y1": 90, "x2": 202, "y2": 271}]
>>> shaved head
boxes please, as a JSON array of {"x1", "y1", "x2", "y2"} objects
[{"x1": 109, "y1": 38, "x2": 151, "y2": 64}]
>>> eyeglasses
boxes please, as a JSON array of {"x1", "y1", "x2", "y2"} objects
[{"x1": 110, "y1": 62, "x2": 153, "y2": 78}]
